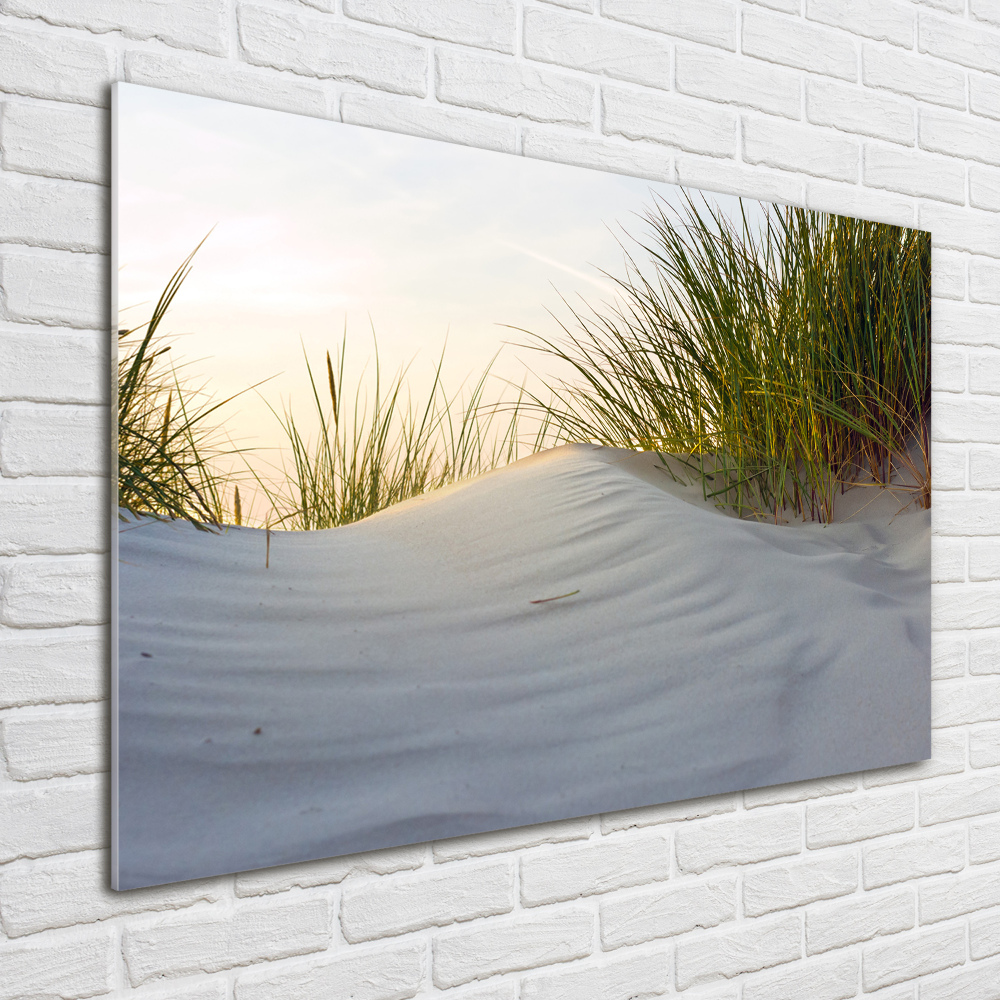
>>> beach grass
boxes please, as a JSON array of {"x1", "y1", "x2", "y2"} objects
[
  {"x1": 117, "y1": 244, "x2": 239, "y2": 528},
  {"x1": 117, "y1": 247, "x2": 534, "y2": 531},
  {"x1": 256, "y1": 336, "x2": 532, "y2": 530},
  {"x1": 120, "y1": 195, "x2": 930, "y2": 530},
  {"x1": 524, "y1": 194, "x2": 931, "y2": 522}
]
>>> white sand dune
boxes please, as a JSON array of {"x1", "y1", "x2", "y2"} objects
[{"x1": 114, "y1": 444, "x2": 930, "y2": 889}]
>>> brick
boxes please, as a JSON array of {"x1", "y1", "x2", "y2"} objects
[
  {"x1": 0, "y1": 404, "x2": 106, "y2": 476},
  {"x1": 675, "y1": 913, "x2": 801, "y2": 991},
  {"x1": 669, "y1": 985, "x2": 739, "y2": 1000},
  {"x1": 862, "y1": 924, "x2": 965, "y2": 991},
  {"x1": 0, "y1": 628, "x2": 104, "y2": 707},
  {"x1": 433, "y1": 909, "x2": 593, "y2": 988},
  {"x1": 971, "y1": 630, "x2": 1000, "y2": 674},
  {"x1": 863, "y1": 828, "x2": 965, "y2": 889},
  {"x1": 0, "y1": 251, "x2": 106, "y2": 328},
  {"x1": 743, "y1": 11, "x2": 857, "y2": 81},
  {"x1": 601, "y1": 0, "x2": 737, "y2": 50},
  {"x1": 524, "y1": 6, "x2": 671, "y2": 90},
  {"x1": 0, "y1": 100, "x2": 105, "y2": 184},
  {"x1": 235, "y1": 843, "x2": 425, "y2": 896},
  {"x1": 971, "y1": 349, "x2": 1000, "y2": 395},
  {"x1": 807, "y1": 79, "x2": 913, "y2": 144},
  {"x1": 971, "y1": 724, "x2": 1000, "y2": 766},
  {"x1": 972, "y1": 540, "x2": 1000, "y2": 581},
  {"x1": 0, "y1": 926, "x2": 113, "y2": 1000},
  {"x1": 743, "y1": 850, "x2": 857, "y2": 916},
  {"x1": 3, "y1": 0, "x2": 227, "y2": 56},
  {"x1": 806, "y1": 885, "x2": 914, "y2": 954},
  {"x1": 234, "y1": 943, "x2": 423, "y2": 1000},
  {"x1": 130, "y1": 985, "x2": 225, "y2": 1000},
  {"x1": 437, "y1": 49, "x2": 592, "y2": 124},
  {"x1": 676, "y1": 47, "x2": 800, "y2": 119},
  {"x1": 0, "y1": 326, "x2": 104, "y2": 403},
  {"x1": 0, "y1": 481, "x2": 103, "y2": 555},
  {"x1": 919, "y1": 12, "x2": 1000, "y2": 76},
  {"x1": 920, "y1": 773, "x2": 1000, "y2": 825},
  {"x1": 238, "y1": 4, "x2": 427, "y2": 97},
  {"x1": 0, "y1": 849, "x2": 223, "y2": 938},
  {"x1": 934, "y1": 496, "x2": 1000, "y2": 536},
  {"x1": 935, "y1": 398, "x2": 1000, "y2": 443},
  {"x1": 933, "y1": 678, "x2": 1000, "y2": 724},
  {"x1": 806, "y1": 181, "x2": 914, "y2": 227},
  {"x1": 2, "y1": 702, "x2": 106, "y2": 779},
  {"x1": 932, "y1": 250, "x2": 967, "y2": 300},
  {"x1": 920, "y1": 867, "x2": 1000, "y2": 924},
  {"x1": 747, "y1": 0, "x2": 802, "y2": 10},
  {"x1": 919, "y1": 958, "x2": 1000, "y2": 1000},
  {"x1": 437, "y1": 984, "x2": 516, "y2": 1000},
  {"x1": 936, "y1": 301, "x2": 1000, "y2": 349},
  {"x1": 0, "y1": 777, "x2": 101, "y2": 863},
  {"x1": 936, "y1": 581, "x2": 1000, "y2": 627},
  {"x1": 972, "y1": 447, "x2": 1000, "y2": 488},
  {"x1": 971, "y1": 165, "x2": 1000, "y2": 213},
  {"x1": 920, "y1": 203, "x2": 1000, "y2": 258},
  {"x1": 674, "y1": 156, "x2": 802, "y2": 206},
  {"x1": 601, "y1": 793, "x2": 737, "y2": 834},
  {"x1": 864, "y1": 727, "x2": 965, "y2": 787},
  {"x1": 744, "y1": 775, "x2": 857, "y2": 808},
  {"x1": 862, "y1": 43, "x2": 966, "y2": 110},
  {"x1": 124, "y1": 50, "x2": 329, "y2": 121},
  {"x1": 933, "y1": 536, "x2": 966, "y2": 582},
  {"x1": 520, "y1": 834, "x2": 670, "y2": 906},
  {"x1": 806, "y1": 0, "x2": 914, "y2": 47},
  {"x1": 520, "y1": 950, "x2": 669, "y2": 1000},
  {"x1": 807, "y1": 789, "x2": 914, "y2": 847},
  {"x1": 0, "y1": 555, "x2": 107, "y2": 628},
  {"x1": 971, "y1": 910, "x2": 1000, "y2": 959},
  {"x1": 934, "y1": 348, "x2": 968, "y2": 394},
  {"x1": 933, "y1": 444, "x2": 967, "y2": 491},
  {"x1": 340, "y1": 859, "x2": 513, "y2": 941},
  {"x1": 743, "y1": 951, "x2": 859, "y2": 1000},
  {"x1": 972, "y1": 818, "x2": 1000, "y2": 864},
  {"x1": 344, "y1": 0, "x2": 515, "y2": 53},
  {"x1": 921, "y1": 108, "x2": 1000, "y2": 168},
  {"x1": 602, "y1": 86, "x2": 736, "y2": 155},
  {"x1": 342, "y1": 91, "x2": 516, "y2": 154},
  {"x1": 675, "y1": 809, "x2": 800, "y2": 873},
  {"x1": 971, "y1": 258, "x2": 1000, "y2": 304},
  {"x1": 124, "y1": 898, "x2": 331, "y2": 986},
  {"x1": 521, "y1": 126, "x2": 671, "y2": 182},
  {"x1": 973, "y1": 0, "x2": 1000, "y2": 27},
  {"x1": 863, "y1": 145, "x2": 965, "y2": 204},
  {"x1": 0, "y1": 25, "x2": 112, "y2": 106},
  {"x1": 600, "y1": 873, "x2": 737, "y2": 949},
  {"x1": 744, "y1": 117, "x2": 858, "y2": 182},
  {"x1": 432, "y1": 817, "x2": 591, "y2": 862},
  {"x1": 972, "y1": 72, "x2": 1000, "y2": 122}
]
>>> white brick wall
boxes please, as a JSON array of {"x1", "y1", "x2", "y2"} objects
[{"x1": 0, "y1": 2, "x2": 997, "y2": 997}]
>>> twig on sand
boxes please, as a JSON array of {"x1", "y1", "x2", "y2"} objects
[
  {"x1": 266, "y1": 528, "x2": 271, "y2": 569},
  {"x1": 529, "y1": 589, "x2": 580, "y2": 605}
]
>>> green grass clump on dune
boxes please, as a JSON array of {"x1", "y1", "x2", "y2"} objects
[
  {"x1": 117, "y1": 244, "x2": 530, "y2": 530},
  {"x1": 527, "y1": 194, "x2": 931, "y2": 523},
  {"x1": 117, "y1": 247, "x2": 238, "y2": 529},
  {"x1": 258, "y1": 339, "x2": 530, "y2": 530}
]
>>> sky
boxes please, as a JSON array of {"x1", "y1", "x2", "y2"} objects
[{"x1": 114, "y1": 82, "x2": 762, "y2": 507}]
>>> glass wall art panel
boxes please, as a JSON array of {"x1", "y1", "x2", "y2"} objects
[{"x1": 112, "y1": 83, "x2": 931, "y2": 890}]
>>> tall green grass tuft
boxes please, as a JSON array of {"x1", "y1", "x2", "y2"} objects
[
  {"x1": 527, "y1": 195, "x2": 930, "y2": 522},
  {"x1": 117, "y1": 246, "x2": 237, "y2": 528},
  {"x1": 259, "y1": 337, "x2": 532, "y2": 530}
]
